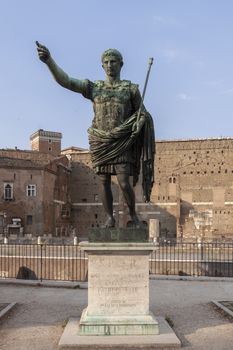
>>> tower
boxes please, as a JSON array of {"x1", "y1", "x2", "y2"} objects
[{"x1": 30, "y1": 129, "x2": 62, "y2": 156}]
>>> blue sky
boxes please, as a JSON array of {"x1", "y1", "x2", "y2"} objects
[{"x1": 1, "y1": 0, "x2": 233, "y2": 150}]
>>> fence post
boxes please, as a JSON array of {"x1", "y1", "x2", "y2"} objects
[
  {"x1": 37, "y1": 238, "x2": 43, "y2": 282},
  {"x1": 40, "y1": 244, "x2": 43, "y2": 282}
]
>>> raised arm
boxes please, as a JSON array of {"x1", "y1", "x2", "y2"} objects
[{"x1": 36, "y1": 41, "x2": 84, "y2": 93}]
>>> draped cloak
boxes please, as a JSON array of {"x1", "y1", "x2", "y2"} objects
[{"x1": 88, "y1": 111, "x2": 155, "y2": 202}]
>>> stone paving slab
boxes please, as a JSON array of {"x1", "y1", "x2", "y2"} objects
[
  {"x1": 59, "y1": 316, "x2": 181, "y2": 349},
  {"x1": 0, "y1": 302, "x2": 16, "y2": 320},
  {"x1": 0, "y1": 304, "x2": 9, "y2": 313},
  {"x1": 212, "y1": 300, "x2": 233, "y2": 319}
]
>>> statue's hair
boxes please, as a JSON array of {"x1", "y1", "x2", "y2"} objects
[{"x1": 101, "y1": 49, "x2": 123, "y2": 64}]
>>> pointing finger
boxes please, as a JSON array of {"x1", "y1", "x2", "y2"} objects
[{"x1": 36, "y1": 41, "x2": 48, "y2": 50}]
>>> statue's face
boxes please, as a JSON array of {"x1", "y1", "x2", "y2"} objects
[{"x1": 102, "y1": 55, "x2": 122, "y2": 78}]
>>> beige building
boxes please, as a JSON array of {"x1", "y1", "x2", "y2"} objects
[
  {"x1": 154, "y1": 138, "x2": 233, "y2": 241},
  {"x1": 62, "y1": 137, "x2": 233, "y2": 242},
  {"x1": 0, "y1": 131, "x2": 71, "y2": 237},
  {"x1": 1, "y1": 129, "x2": 233, "y2": 242}
]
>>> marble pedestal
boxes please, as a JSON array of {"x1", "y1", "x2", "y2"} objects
[{"x1": 78, "y1": 242, "x2": 159, "y2": 336}]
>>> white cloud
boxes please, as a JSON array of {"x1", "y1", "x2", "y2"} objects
[
  {"x1": 201, "y1": 80, "x2": 224, "y2": 88},
  {"x1": 153, "y1": 15, "x2": 179, "y2": 26},
  {"x1": 177, "y1": 93, "x2": 195, "y2": 101},
  {"x1": 161, "y1": 47, "x2": 189, "y2": 63},
  {"x1": 200, "y1": 80, "x2": 233, "y2": 96},
  {"x1": 220, "y1": 88, "x2": 233, "y2": 95},
  {"x1": 194, "y1": 60, "x2": 205, "y2": 68},
  {"x1": 178, "y1": 93, "x2": 188, "y2": 100},
  {"x1": 162, "y1": 49, "x2": 179, "y2": 63}
]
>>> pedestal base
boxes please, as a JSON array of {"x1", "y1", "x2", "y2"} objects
[
  {"x1": 59, "y1": 317, "x2": 181, "y2": 349},
  {"x1": 79, "y1": 308, "x2": 159, "y2": 335},
  {"x1": 78, "y1": 242, "x2": 158, "y2": 336}
]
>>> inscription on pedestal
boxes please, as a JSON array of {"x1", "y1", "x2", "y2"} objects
[{"x1": 88, "y1": 254, "x2": 149, "y2": 316}]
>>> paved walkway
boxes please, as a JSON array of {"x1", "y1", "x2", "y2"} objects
[{"x1": 0, "y1": 278, "x2": 232, "y2": 349}]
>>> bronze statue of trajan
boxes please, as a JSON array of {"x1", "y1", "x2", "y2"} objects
[{"x1": 36, "y1": 42, "x2": 155, "y2": 228}]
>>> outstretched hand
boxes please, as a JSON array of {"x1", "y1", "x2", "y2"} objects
[{"x1": 36, "y1": 41, "x2": 50, "y2": 63}]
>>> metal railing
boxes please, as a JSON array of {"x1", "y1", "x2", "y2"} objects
[
  {"x1": 0, "y1": 242, "x2": 233, "y2": 281},
  {"x1": 0, "y1": 244, "x2": 88, "y2": 281},
  {"x1": 150, "y1": 242, "x2": 233, "y2": 277}
]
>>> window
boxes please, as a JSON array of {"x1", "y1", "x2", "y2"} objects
[
  {"x1": 61, "y1": 205, "x2": 70, "y2": 217},
  {"x1": 26, "y1": 215, "x2": 33, "y2": 225},
  {"x1": 27, "y1": 184, "x2": 36, "y2": 197},
  {"x1": 48, "y1": 147, "x2": 52, "y2": 151},
  {"x1": 4, "y1": 183, "x2": 13, "y2": 200}
]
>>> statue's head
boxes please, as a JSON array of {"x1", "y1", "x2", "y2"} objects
[
  {"x1": 101, "y1": 49, "x2": 123, "y2": 65},
  {"x1": 101, "y1": 49, "x2": 123, "y2": 78}
]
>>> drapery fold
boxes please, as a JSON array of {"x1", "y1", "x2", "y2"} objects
[{"x1": 88, "y1": 111, "x2": 155, "y2": 202}]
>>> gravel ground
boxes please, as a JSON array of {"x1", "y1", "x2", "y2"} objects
[{"x1": 0, "y1": 278, "x2": 233, "y2": 349}]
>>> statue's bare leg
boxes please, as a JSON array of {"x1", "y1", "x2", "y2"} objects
[
  {"x1": 99, "y1": 174, "x2": 115, "y2": 227},
  {"x1": 116, "y1": 172, "x2": 140, "y2": 227}
]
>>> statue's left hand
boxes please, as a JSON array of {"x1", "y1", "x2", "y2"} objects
[
  {"x1": 132, "y1": 121, "x2": 140, "y2": 136},
  {"x1": 131, "y1": 116, "x2": 145, "y2": 137}
]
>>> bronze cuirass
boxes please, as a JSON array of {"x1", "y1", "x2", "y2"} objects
[{"x1": 92, "y1": 80, "x2": 133, "y2": 131}]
